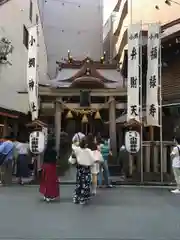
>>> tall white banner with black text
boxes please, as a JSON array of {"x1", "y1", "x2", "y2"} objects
[
  {"x1": 127, "y1": 23, "x2": 141, "y2": 122},
  {"x1": 146, "y1": 23, "x2": 160, "y2": 126},
  {"x1": 27, "y1": 25, "x2": 39, "y2": 121}
]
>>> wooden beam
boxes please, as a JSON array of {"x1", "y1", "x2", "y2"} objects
[
  {"x1": 19, "y1": 87, "x2": 127, "y2": 97},
  {"x1": 38, "y1": 87, "x2": 127, "y2": 97},
  {"x1": 41, "y1": 102, "x2": 127, "y2": 109}
]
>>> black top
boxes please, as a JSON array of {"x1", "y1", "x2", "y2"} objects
[
  {"x1": 87, "y1": 142, "x2": 97, "y2": 151},
  {"x1": 43, "y1": 148, "x2": 57, "y2": 164}
]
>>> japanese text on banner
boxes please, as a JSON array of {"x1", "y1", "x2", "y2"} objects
[
  {"x1": 146, "y1": 23, "x2": 160, "y2": 126},
  {"x1": 27, "y1": 25, "x2": 39, "y2": 121},
  {"x1": 127, "y1": 23, "x2": 141, "y2": 122}
]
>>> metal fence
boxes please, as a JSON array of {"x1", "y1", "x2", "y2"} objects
[{"x1": 128, "y1": 141, "x2": 174, "y2": 183}]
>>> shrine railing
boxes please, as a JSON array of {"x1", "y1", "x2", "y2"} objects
[{"x1": 128, "y1": 141, "x2": 175, "y2": 182}]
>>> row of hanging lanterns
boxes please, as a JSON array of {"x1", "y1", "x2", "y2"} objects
[{"x1": 66, "y1": 110, "x2": 101, "y2": 123}]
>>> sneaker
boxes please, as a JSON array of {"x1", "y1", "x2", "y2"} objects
[
  {"x1": 73, "y1": 198, "x2": 79, "y2": 204},
  {"x1": 91, "y1": 191, "x2": 96, "y2": 196},
  {"x1": 80, "y1": 201, "x2": 86, "y2": 205},
  {"x1": 171, "y1": 189, "x2": 180, "y2": 194},
  {"x1": 45, "y1": 198, "x2": 51, "y2": 202},
  {"x1": 106, "y1": 184, "x2": 113, "y2": 188}
]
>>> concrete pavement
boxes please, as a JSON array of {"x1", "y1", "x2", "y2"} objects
[{"x1": 0, "y1": 185, "x2": 180, "y2": 239}]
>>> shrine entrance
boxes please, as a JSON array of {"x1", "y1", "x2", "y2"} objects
[{"x1": 36, "y1": 57, "x2": 127, "y2": 179}]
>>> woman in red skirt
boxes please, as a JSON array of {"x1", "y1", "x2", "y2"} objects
[{"x1": 39, "y1": 138, "x2": 59, "y2": 202}]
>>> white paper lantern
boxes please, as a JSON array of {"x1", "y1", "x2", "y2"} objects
[
  {"x1": 29, "y1": 131, "x2": 45, "y2": 154},
  {"x1": 125, "y1": 130, "x2": 140, "y2": 153}
]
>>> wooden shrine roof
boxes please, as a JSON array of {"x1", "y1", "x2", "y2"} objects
[{"x1": 43, "y1": 57, "x2": 124, "y2": 89}]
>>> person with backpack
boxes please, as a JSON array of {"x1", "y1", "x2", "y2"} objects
[
  {"x1": 170, "y1": 137, "x2": 180, "y2": 194},
  {"x1": 0, "y1": 136, "x2": 15, "y2": 185}
]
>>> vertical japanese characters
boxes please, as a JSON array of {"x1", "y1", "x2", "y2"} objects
[
  {"x1": 146, "y1": 23, "x2": 160, "y2": 126},
  {"x1": 127, "y1": 24, "x2": 141, "y2": 122},
  {"x1": 125, "y1": 131, "x2": 140, "y2": 153},
  {"x1": 27, "y1": 26, "x2": 39, "y2": 121}
]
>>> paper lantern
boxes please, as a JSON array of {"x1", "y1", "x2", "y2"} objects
[
  {"x1": 66, "y1": 110, "x2": 73, "y2": 119},
  {"x1": 94, "y1": 110, "x2": 101, "y2": 119},
  {"x1": 125, "y1": 130, "x2": 140, "y2": 154},
  {"x1": 81, "y1": 114, "x2": 88, "y2": 123},
  {"x1": 29, "y1": 131, "x2": 45, "y2": 154}
]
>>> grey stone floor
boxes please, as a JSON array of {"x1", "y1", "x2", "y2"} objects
[{"x1": 0, "y1": 185, "x2": 180, "y2": 240}]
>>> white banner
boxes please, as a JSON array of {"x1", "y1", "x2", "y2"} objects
[
  {"x1": 127, "y1": 23, "x2": 141, "y2": 122},
  {"x1": 146, "y1": 23, "x2": 160, "y2": 126},
  {"x1": 27, "y1": 25, "x2": 39, "y2": 121}
]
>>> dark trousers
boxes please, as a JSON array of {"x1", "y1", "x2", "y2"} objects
[
  {"x1": 98, "y1": 161, "x2": 110, "y2": 185},
  {"x1": 0, "y1": 161, "x2": 12, "y2": 185}
]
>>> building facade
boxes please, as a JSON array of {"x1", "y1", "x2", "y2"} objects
[
  {"x1": 38, "y1": 0, "x2": 103, "y2": 78},
  {"x1": 0, "y1": 0, "x2": 48, "y2": 137},
  {"x1": 19, "y1": 57, "x2": 126, "y2": 157},
  {"x1": 104, "y1": 0, "x2": 180, "y2": 63},
  {"x1": 0, "y1": 0, "x2": 48, "y2": 113},
  {"x1": 103, "y1": 0, "x2": 127, "y2": 63}
]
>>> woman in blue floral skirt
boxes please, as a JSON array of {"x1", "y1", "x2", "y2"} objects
[{"x1": 69, "y1": 138, "x2": 96, "y2": 205}]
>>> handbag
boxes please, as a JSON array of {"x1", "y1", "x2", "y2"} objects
[{"x1": 68, "y1": 150, "x2": 77, "y2": 165}]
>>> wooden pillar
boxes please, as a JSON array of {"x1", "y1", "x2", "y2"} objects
[
  {"x1": 109, "y1": 97, "x2": 117, "y2": 157},
  {"x1": 149, "y1": 126, "x2": 154, "y2": 141},
  {"x1": 145, "y1": 144, "x2": 150, "y2": 172},
  {"x1": 55, "y1": 101, "x2": 62, "y2": 157},
  {"x1": 163, "y1": 144, "x2": 167, "y2": 173},
  {"x1": 3, "y1": 117, "x2": 8, "y2": 137},
  {"x1": 153, "y1": 145, "x2": 159, "y2": 173},
  {"x1": 129, "y1": 154, "x2": 133, "y2": 176},
  {"x1": 12, "y1": 121, "x2": 18, "y2": 138}
]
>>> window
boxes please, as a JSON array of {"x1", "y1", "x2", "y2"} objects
[
  {"x1": 23, "y1": 25, "x2": 29, "y2": 49},
  {"x1": 29, "y1": 0, "x2": 33, "y2": 22}
]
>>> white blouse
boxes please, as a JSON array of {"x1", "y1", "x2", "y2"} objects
[
  {"x1": 72, "y1": 145, "x2": 95, "y2": 166},
  {"x1": 16, "y1": 142, "x2": 29, "y2": 155}
]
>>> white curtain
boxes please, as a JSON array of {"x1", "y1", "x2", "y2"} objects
[{"x1": 146, "y1": 23, "x2": 160, "y2": 126}]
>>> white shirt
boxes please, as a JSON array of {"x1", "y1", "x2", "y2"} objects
[
  {"x1": 171, "y1": 145, "x2": 180, "y2": 168},
  {"x1": 72, "y1": 145, "x2": 95, "y2": 166},
  {"x1": 16, "y1": 142, "x2": 29, "y2": 155}
]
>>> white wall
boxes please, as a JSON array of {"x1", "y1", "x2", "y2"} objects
[
  {"x1": 38, "y1": 0, "x2": 103, "y2": 78},
  {"x1": 0, "y1": 0, "x2": 48, "y2": 113}
]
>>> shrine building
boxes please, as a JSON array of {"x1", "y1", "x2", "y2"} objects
[{"x1": 29, "y1": 57, "x2": 126, "y2": 156}]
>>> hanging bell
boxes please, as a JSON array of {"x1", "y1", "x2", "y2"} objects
[
  {"x1": 66, "y1": 110, "x2": 73, "y2": 119},
  {"x1": 81, "y1": 114, "x2": 88, "y2": 123},
  {"x1": 94, "y1": 110, "x2": 101, "y2": 119}
]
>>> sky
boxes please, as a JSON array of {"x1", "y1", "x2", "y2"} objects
[
  {"x1": 103, "y1": 0, "x2": 117, "y2": 23},
  {"x1": 103, "y1": 0, "x2": 180, "y2": 25},
  {"x1": 131, "y1": 0, "x2": 180, "y2": 25}
]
